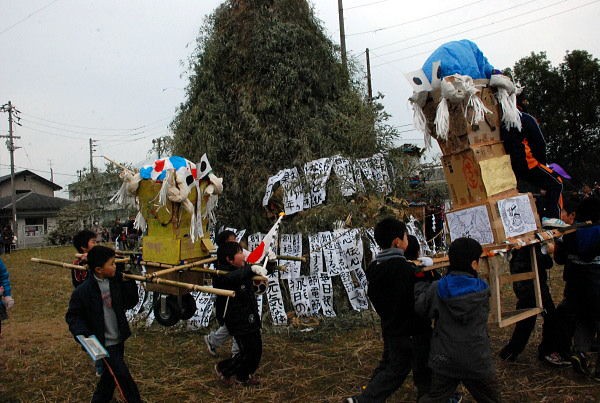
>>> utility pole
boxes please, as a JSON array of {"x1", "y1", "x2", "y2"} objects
[
  {"x1": 337, "y1": 0, "x2": 347, "y2": 71},
  {"x1": 366, "y1": 48, "x2": 373, "y2": 102},
  {"x1": 152, "y1": 136, "x2": 166, "y2": 159},
  {"x1": 0, "y1": 101, "x2": 21, "y2": 235},
  {"x1": 48, "y1": 159, "x2": 54, "y2": 183},
  {"x1": 89, "y1": 138, "x2": 97, "y2": 176}
]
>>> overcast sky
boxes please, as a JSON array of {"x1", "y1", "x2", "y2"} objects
[{"x1": 1, "y1": 0, "x2": 599, "y2": 197}]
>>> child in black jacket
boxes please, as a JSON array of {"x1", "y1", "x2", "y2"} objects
[
  {"x1": 214, "y1": 241, "x2": 267, "y2": 386},
  {"x1": 65, "y1": 245, "x2": 141, "y2": 403},
  {"x1": 346, "y1": 218, "x2": 432, "y2": 402}
]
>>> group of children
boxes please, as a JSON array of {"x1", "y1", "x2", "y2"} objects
[
  {"x1": 345, "y1": 218, "x2": 500, "y2": 403},
  {"x1": 63, "y1": 200, "x2": 600, "y2": 402}
]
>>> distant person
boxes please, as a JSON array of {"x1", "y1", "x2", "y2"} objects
[
  {"x1": 65, "y1": 245, "x2": 141, "y2": 402},
  {"x1": 2, "y1": 226, "x2": 14, "y2": 254},
  {"x1": 72, "y1": 229, "x2": 98, "y2": 288},
  {"x1": 415, "y1": 238, "x2": 501, "y2": 402},
  {"x1": 345, "y1": 218, "x2": 433, "y2": 402},
  {"x1": 0, "y1": 258, "x2": 14, "y2": 336}
]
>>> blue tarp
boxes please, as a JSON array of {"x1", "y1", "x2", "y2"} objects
[{"x1": 422, "y1": 39, "x2": 495, "y2": 82}]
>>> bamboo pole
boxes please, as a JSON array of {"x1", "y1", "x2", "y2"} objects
[
  {"x1": 30, "y1": 258, "x2": 235, "y2": 297},
  {"x1": 102, "y1": 155, "x2": 136, "y2": 174},
  {"x1": 148, "y1": 256, "x2": 217, "y2": 278}
]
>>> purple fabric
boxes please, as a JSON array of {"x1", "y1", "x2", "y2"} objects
[{"x1": 548, "y1": 163, "x2": 572, "y2": 180}]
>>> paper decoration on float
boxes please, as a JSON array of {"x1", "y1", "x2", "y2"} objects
[
  {"x1": 446, "y1": 204, "x2": 494, "y2": 245},
  {"x1": 404, "y1": 69, "x2": 433, "y2": 93},
  {"x1": 497, "y1": 194, "x2": 538, "y2": 238},
  {"x1": 479, "y1": 155, "x2": 517, "y2": 196}
]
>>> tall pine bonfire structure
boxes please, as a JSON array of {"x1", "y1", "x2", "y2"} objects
[{"x1": 171, "y1": 0, "x2": 407, "y2": 236}]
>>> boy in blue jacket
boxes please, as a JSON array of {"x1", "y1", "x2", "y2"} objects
[
  {"x1": 415, "y1": 238, "x2": 500, "y2": 403},
  {"x1": 65, "y1": 245, "x2": 141, "y2": 402}
]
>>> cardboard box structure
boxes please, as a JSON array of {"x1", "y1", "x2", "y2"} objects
[
  {"x1": 446, "y1": 192, "x2": 541, "y2": 246},
  {"x1": 423, "y1": 82, "x2": 502, "y2": 155},
  {"x1": 442, "y1": 141, "x2": 517, "y2": 206}
]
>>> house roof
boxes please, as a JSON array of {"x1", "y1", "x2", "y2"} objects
[
  {"x1": 0, "y1": 192, "x2": 73, "y2": 211},
  {"x1": 0, "y1": 170, "x2": 62, "y2": 191}
]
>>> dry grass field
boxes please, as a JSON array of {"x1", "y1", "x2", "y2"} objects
[{"x1": 0, "y1": 246, "x2": 599, "y2": 402}]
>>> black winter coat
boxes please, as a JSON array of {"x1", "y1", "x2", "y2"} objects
[
  {"x1": 366, "y1": 251, "x2": 431, "y2": 337},
  {"x1": 219, "y1": 263, "x2": 261, "y2": 336},
  {"x1": 65, "y1": 271, "x2": 139, "y2": 346}
]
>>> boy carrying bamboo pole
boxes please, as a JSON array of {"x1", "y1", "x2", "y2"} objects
[{"x1": 65, "y1": 245, "x2": 141, "y2": 402}]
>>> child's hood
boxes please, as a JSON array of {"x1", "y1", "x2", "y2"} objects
[{"x1": 436, "y1": 273, "x2": 489, "y2": 322}]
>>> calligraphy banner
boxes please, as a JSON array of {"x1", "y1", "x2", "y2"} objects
[
  {"x1": 187, "y1": 292, "x2": 215, "y2": 330},
  {"x1": 262, "y1": 170, "x2": 284, "y2": 206},
  {"x1": 266, "y1": 272, "x2": 288, "y2": 325},
  {"x1": 308, "y1": 233, "x2": 324, "y2": 275},
  {"x1": 303, "y1": 157, "x2": 333, "y2": 208},
  {"x1": 332, "y1": 155, "x2": 357, "y2": 196},
  {"x1": 288, "y1": 277, "x2": 311, "y2": 317},
  {"x1": 318, "y1": 272, "x2": 336, "y2": 317},
  {"x1": 279, "y1": 233, "x2": 302, "y2": 279},
  {"x1": 340, "y1": 271, "x2": 369, "y2": 312}
]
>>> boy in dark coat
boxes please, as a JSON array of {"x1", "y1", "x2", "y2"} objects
[
  {"x1": 65, "y1": 245, "x2": 141, "y2": 403},
  {"x1": 346, "y1": 218, "x2": 432, "y2": 402},
  {"x1": 214, "y1": 241, "x2": 267, "y2": 386},
  {"x1": 415, "y1": 237, "x2": 501, "y2": 403}
]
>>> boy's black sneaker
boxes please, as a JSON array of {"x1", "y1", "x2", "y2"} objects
[
  {"x1": 544, "y1": 352, "x2": 572, "y2": 367},
  {"x1": 570, "y1": 352, "x2": 590, "y2": 375}
]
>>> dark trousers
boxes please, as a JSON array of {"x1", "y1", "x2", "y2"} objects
[
  {"x1": 418, "y1": 372, "x2": 501, "y2": 403},
  {"x1": 217, "y1": 330, "x2": 262, "y2": 382},
  {"x1": 503, "y1": 247, "x2": 555, "y2": 357},
  {"x1": 92, "y1": 342, "x2": 141, "y2": 403},
  {"x1": 356, "y1": 333, "x2": 431, "y2": 403}
]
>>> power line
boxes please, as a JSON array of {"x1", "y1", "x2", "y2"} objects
[
  {"x1": 369, "y1": 0, "x2": 545, "y2": 52},
  {"x1": 372, "y1": 0, "x2": 564, "y2": 59},
  {"x1": 21, "y1": 118, "x2": 153, "y2": 138},
  {"x1": 347, "y1": 0, "x2": 485, "y2": 36},
  {"x1": 373, "y1": 0, "x2": 600, "y2": 68},
  {"x1": 19, "y1": 111, "x2": 171, "y2": 134},
  {"x1": 0, "y1": 163, "x2": 77, "y2": 177},
  {"x1": 0, "y1": 0, "x2": 62, "y2": 36},
  {"x1": 346, "y1": 0, "x2": 393, "y2": 11}
]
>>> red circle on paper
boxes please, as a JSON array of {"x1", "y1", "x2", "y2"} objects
[{"x1": 463, "y1": 156, "x2": 479, "y2": 189}]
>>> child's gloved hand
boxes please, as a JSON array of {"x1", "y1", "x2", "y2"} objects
[
  {"x1": 417, "y1": 257, "x2": 434, "y2": 267},
  {"x1": 2, "y1": 296, "x2": 14, "y2": 310},
  {"x1": 251, "y1": 265, "x2": 268, "y2": 277},
  {"x1": 267, "y1": 250, "x2": 277, "y2": 262}
]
